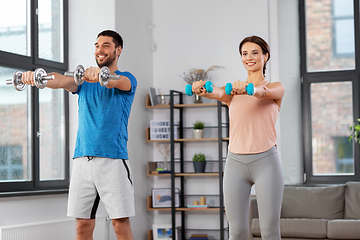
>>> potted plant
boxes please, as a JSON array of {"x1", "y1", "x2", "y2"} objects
[
  {"x1": 349, "y1": 118, "x2": 360, "y2": 144},
  {"x1": 181, "y1": 65, "x2": 223, "y2": 103},
  {"x1": 193, "y1": 121, "x2": 205, "y2": 139},
  {"x1": 192, "y1": 152, "x2": 206, "y2": 173}
]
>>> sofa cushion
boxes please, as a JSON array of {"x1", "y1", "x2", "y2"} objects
[
  {"x1": 345, "y1": 181, "x2": 360, "y2": 219},
  {"x1": 281, "y1": 184, "x2": 345, "y2": 219},
  {"x1": 251, "y1": 218, "x2": 327, "y2": 239},
  {"x1": 327, "y1": 219, "x2": 360, "y2": 239}
]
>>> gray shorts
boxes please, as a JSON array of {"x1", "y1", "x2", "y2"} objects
[{"x1": 67, "y1": 157, "x2": 135, "y2": 219}]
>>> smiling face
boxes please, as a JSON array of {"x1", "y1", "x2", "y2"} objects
[
  {"x1": 240, "y1": 42, "x2": 268, "y2": 74},
  {"x1": 94, "y1": 35, "x2": 121, "y2": 68}
]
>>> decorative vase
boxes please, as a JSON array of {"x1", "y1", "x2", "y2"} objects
[
  {"x1": 193, "y1": 161, "x2": 206, "y2": 173},
  {"x1": 194, "y1": 95, "x2": 203, "y2": 104},
  {"x1": 193, "y1": 129, "x2": 204, "y2": 139},
  {"x1": 163, "y1": 157, "x2": 168, "y2": 171}
]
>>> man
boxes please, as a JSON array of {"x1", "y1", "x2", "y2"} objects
[{"x1": 22, "y1": 30, "x2": 137, "y2": 240}]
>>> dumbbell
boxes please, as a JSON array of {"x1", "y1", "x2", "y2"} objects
[
  {"x1": 6, "y1": 68, "x2": 54, "y2": 91},
  {"x1": 225, "y1": 82, "x2": 255, "y2": 95},
  {"x1": 185, "y1": 81, "x2": 213, "y2": 96},
  {"x1": 64, "y1": 65, "x2": 85, "y2": 85},
  {"x1": 33, "y1": 68, "x2": 55, "y2": 89},
  {"x1": 99, "y1": 66, "x2": 121, "y2": 87},
  {"x1": 6, "y1": 71, "x2": 26, "y2": 91},
  {"x1": 64, "y1": 65, "x2": 120, "y2": 87}
]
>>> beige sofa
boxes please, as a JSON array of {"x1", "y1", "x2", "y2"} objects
[{"x1": 249, "y1": 181, "x2": 360, "y2": 239}]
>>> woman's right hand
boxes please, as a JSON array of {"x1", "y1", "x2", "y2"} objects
[
  {"x1": 21, "y1": 71, "x2": 35, "y2": 86},
  {"x1": 231, "y1": 80, "x2": 247, "y2": 95},
  {"x1": 192, "y1": 80, "x2": 207, "y2": 95}
]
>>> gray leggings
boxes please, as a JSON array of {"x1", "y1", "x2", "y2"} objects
[{"x1": 223, "y1": 146, "x2": 284, "y2": 240}]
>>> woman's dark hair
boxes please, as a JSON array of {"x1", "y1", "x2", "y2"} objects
[
  {"x1": 97, "y1": 30, "x2": 123, "y2": 49},
  {"x1": 239, "y1": 35, "x2": 270, "y2": 76}
]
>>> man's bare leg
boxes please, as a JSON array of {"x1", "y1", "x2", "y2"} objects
[
  {"x1": 76, "y1": 218, "x2": 95, "y2": 240},
  {"x1": 112, "y1": 217, "x2": 134, "y2": 240}
]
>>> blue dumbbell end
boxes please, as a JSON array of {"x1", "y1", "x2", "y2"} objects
[
  {"x1": 247, "y1": 83, "x2": 255, "y2": 95},
  {"x1": 185, "y1": 84, "x2": 193, "y2": 96},
  {"x1": 205, "y1": 81, "x2": 213, "y2": 93},
  {"x1": 225, "y1": 83, "x2": 232, "y2": 95}
]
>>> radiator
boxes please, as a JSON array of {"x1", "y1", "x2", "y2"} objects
[{"x1": 0, "y1": 217, "x2": 109, "y2": 240}]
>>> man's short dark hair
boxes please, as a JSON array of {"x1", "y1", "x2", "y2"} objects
[{"x1": 97, "y1": 30, "x2": 123, "y2": 49}]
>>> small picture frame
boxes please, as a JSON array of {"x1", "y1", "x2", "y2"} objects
[
  {"x1": 152, "y1": 224, "x2": 176, "y2": 240},
  {"x1": 152, "y1": 188, "x2": 180, "y2": 208},
  {"x1": 149, "y1": 87, "x2": 158, "y2": 106}
]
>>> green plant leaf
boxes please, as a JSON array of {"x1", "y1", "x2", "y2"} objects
[
  {"x1": 192, "y1": 152, "x2": 206, "y2": 162},
  {"x1": 193, "y1": 121, "x2": 205, "y2": 129}
]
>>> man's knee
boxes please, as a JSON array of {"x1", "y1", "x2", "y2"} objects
[
  {"x1": 112, "y1": 217, "x2": 130, "y2": 229},
  {"x1": 76, "y1": 218, "x2": 95, "y2": 235}
]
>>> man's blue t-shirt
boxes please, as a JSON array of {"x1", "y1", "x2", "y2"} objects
[{"x1": 73, "y1": 70, "x2": 137, "y2": 160}]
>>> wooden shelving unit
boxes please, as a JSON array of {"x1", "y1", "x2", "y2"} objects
[{"x1": 146, "y1": 91, "x2": 229, "y2": 240}]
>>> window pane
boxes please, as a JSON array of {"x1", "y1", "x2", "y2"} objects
[
  {"x1": 306, "y1": 0, "x2": 355, "y2": 71},
  {"x1": 335, "y1": 19, "x2": 355, "y2": 55},
  {"x1": 311, "y1": 82, "x2": 354, "y2": 175},
  {"x1": 38, "y1": 0, "x2": 64, "y2": 63},
  {"x1": 333, "y1": 0, "x2": 353, "y2": 17},
  {"x1": 0, "y1": 67, "x2": 30, "y2": 181},
  {"x1": 0, "y1": 0, "x2": 30, "y2": 56},
  {"x1": 39, "y1": 88, "x2": 65, "y2": 181}
]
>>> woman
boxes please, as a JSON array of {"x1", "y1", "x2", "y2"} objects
[{"x1": 192, "y1": 35, "x2": 285, "y2": 240}]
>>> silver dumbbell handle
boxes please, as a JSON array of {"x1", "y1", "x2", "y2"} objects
[
  {"x1": 64, "y1": 72, "x2": 74, "y2": 77},
  {"x1": 99, "y1": 66, "x2": 120, "y2": 87}
]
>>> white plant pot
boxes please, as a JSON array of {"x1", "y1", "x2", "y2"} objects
[{"x1": 193, "y1": 129, "x2": 204, "y2": 139}]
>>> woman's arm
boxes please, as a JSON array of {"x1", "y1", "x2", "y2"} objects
[
  {"x1": 254, "y1": 82, "x2": 285, "y2": 107},
  {"x1": 192, "y1": 80, "x2": 233, "y2": 103}
]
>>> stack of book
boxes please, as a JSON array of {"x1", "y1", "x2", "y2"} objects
[{"x1": 189, "y1": 234, "x2": 208, "y2": 240}]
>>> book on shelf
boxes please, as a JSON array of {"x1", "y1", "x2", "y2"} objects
[
  {"x1": 187, "y1": 204, "x2": 208, "y2": 209},
  {"x1": 189, "y1": 234, "x2": 208, "y2": 240}
]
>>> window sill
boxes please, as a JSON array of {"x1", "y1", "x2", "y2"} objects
[{"x1": 0, "y1": 189, "x2": 69, "y2": 198}]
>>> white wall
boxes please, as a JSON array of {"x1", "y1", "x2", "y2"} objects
[
  {"x1": 277, "y1": 0, "x2": 303, "y2": 184},
  {"x1": 0, "y1": 0, "x2": 302, "y2": 239},
  {"x1": 153, "y1": 0, "x2": 270, "y2": 92}
]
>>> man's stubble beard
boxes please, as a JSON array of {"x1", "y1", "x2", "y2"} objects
[{"x1": 96, "y1": 50, "x2": 117, "y2": 68}]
